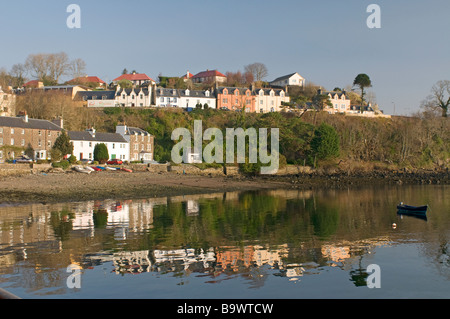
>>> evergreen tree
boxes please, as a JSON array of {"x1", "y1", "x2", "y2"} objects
[
  {"x1": 94, "y1": 143, "x2": 109, "y2": 163},
  {"x1": 311, "y1": 123, "x2": 340, "y2": 160},
  {"x1": 52, "y1": 130, "x2": 73, "y2": 159}
]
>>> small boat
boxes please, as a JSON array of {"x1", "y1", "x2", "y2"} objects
[
  {"x1": 121, "y1": 168, "x2": 133, "y2": 173},
  {"x1": 74, "y1": 166, "x2": 92, "y2": 174},
  {"x1": 396, "y1": 202, "x2": 428, "y2": 216},
  {"x1": 90, "y1": 166, "x2": 102, "y2": 171},
  {"x1": 105, "y1": 166, "x2": 119, "y2": 171},
  {"x1": 96, "y1": 166, "x2": 106, "y2": 170}
]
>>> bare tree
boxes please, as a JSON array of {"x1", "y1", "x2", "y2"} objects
[
  {"x1": 422, "y1": 80, "x2": 450, "y2": 118},
  {"x1": 10, "y1": 63, "x2": 27, "y2": 87},
  {"x1": 24, "y1": 52, "x2": 83, "y2": 85},
  {"x1": 244, "y1": 63, "x2": 268, "y2": 82},
  {"x1": 69, "y1": 58, "x2": 87, "y2": 79}
]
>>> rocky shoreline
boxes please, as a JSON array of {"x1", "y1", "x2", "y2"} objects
[{"x1": 0, "y1": 166, "x2": 448, "y2": 205}]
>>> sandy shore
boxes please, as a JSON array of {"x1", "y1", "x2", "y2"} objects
[
  {"x1": 0, "y1": 170, "x2": 291, "y2": 204},
  {"x1": 0, "y1": 168, "x2": 448, "y2": 204}
]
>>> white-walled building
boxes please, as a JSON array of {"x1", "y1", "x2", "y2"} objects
[
  {"x1": 154, "y1": 87, "x2": 180, "y2": 108},
  {"x1": 253, "y1": 88, "x2": 290, "y2": 113},
  {"x1": 270, "y1": 72, "x2": 305, "y2": 88},
  {"x1": 69, "y1": 128, "x2": 129, "y2": 162},
  {"x1": 318, "y1": 89, "x2": 351, "y2": 114},
  {"x1": 178, "y1": 88, "x2": 216, "y2": 109},
  {"x1": 116, "y1": 85, "x2": 152, "y2": 107}
]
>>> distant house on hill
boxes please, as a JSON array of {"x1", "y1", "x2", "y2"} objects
[
  {"x1": 191, "y1": 69, "x2": 227, "y2": 84},
  {"x1": 317, "y1": 89, "x2": 351, "y2": 114},
  {"x1": 22, "y1": 80, "x2": 44, "y2": 89},
  {"x1": 74, "y1": 90, "x2": 118, "y2": 107},
  {"x1": 270, "y1": 72, "x2": 305, "y2": 88},
  {"x1": 67, "y1": 76, "x2": 106, "y2": 88},
  {"x1": 113, "y1": 72, "x2": 155, "y2": 87}
]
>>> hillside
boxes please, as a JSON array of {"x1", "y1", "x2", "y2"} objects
[{"x1": 77, "y1": 107, "x2": 449, "y2": 171}]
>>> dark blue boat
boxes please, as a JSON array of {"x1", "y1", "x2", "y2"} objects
[{"x1": 396, "y1": 202, "x2": 428, "y2": 216}]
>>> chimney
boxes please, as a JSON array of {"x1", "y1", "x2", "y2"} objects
[
  {"x1": 18, "y1": 111, "x2": 28, "y2": 123},
  {"x1": 87, "y1": 127, "x2": 96, "y2": 137},
  {"x1": 52, "y1": 117, "x2": 63, "y2": 129}
]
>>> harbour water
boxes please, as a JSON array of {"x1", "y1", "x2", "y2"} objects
[{"x1": 0, "y1": 184, "x2": 449, "y2": 299}]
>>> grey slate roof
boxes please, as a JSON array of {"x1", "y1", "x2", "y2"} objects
[
  {"x1": 270, "y1": 73, "x2": 298, "y2": 83},
  {"x1": 68, "y1": 131, "x2": 127, "y2": 143},
  {"x1": 0, "y1": 116, "x2": 62, "y2": 131},
  {"x1": 124, "y1": 126, "x2": 151, "y2": 136},
  {"x1": 74, "y1": 90, "x2": 116, "y2": 101}
]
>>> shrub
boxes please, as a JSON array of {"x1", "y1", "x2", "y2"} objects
[
  {"x1": 68, "y1": 155, "x2": 77, "y2": 164},
  {"x1": 52, "y1": 160, "x2": 70, "y2": 170}
]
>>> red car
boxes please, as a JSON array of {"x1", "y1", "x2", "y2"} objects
[{"x1": 106, "y1": 159, "x2": 123, "y2": 165}]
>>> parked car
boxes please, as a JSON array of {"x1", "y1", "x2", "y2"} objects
[
  {"x1": 106, "y1": 159, "x2": 123, "y2": 165},
  {"x1": 14, "y1": 156, "x2": 33, "y2": 163}
]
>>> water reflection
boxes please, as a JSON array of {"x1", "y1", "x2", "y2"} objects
[{"x1": 0, "y1": 185, "x2": 449, "y2": 298}]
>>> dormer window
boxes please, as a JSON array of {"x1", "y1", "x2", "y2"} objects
[
  {"x1": 205, "y1": 91, "x2": 210, "y2": 97},
  {"x1": 223, "y1": 89, "x2": 228, "y2": 95},
  {"x1": 185, "y1": 89, "x2": 190, "y2": 96}
]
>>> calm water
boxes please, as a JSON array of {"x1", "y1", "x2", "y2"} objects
[{"x1": 0, "y1": 185, "x2": 449, "y2": 299}]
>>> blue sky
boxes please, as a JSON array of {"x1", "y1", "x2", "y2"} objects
[{"x1": 1, "y1": 0, "x2": 450, "y2": 115}]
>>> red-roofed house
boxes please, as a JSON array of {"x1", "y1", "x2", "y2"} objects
[
  {"x1": 68, "y1": 76, "x2": 106, "y2": 88},
  {"x1": 22, "y1": 80, "x2": 44, "y2": 88},
  {"x1": 191, "y1": 69, "x2": 227, "y2": 84},
  {"x1": 113, "y1": 72, "x2": 155, "y2": 86}
]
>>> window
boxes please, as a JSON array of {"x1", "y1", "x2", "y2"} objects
[
  {"x1": 131, "y1": 95, "x2": 134, "y2": 99},
  {"x1": 38, "y1": 140, "x2": 41, "y2": 147},
  {"x1": 89, "y1": 142, "x2": 92, "y2": 147},
  {"x1": 122, "y1": 94, "x2": 126, "y2": 99},
  {"x1": 11, "y1": 128, "x2": 14, "y2": 134},
  {"x1": 260, "y1": 100, "x2": 263, "y2": 105},
  {"x1": 21, "y1": 139, "x2": 25, "y2": 146},
  {"x1": 80, "y1": 141, "x2": 83, "y2": 147},
  {"x1": 140, "y1": 94, "x2": 143, "y2": 99},
  {"x1": 147, "y1": 144, "x2": 152, "y2": 151},
  {"x1": 0, "y1": 137, "x2": 3, "y2": 145},
  {"x1": 89, "y1": 153, "x2": 92, "y2": 159},
  {"x1": 11, "y1": 138, "x2": 14, "y2": 145},
  {"x1": 102, "y1": 95, "x2": 107, "y2": 100},
  {"x1": 173, "y1": 97, "x2": 177, "y2": 103},
  {"x1": 223, "y1": 98, "x2": 228, "y2": 104},
  {"x1": 38, "y1": 130, "x2": 41, "y2": 136},
  {"x1": 48, "y1": 131, "x2": 51, "y2": 136},
  {"x1": 92, "y1": 95, "x2": 97, "y2": 100},
  {"x1": 22, "y1": 129, "x2": 25, "y2": 135},
  {"x1": 0, "y1": 128, "x2": 3, "y2": 133},
  {"x1": 160, "y1": 97, "x2": 164, "y2": 103},
  {"x1": 112, "y1": 143, "x2": 115, "y2": 149},
  {"x1": 47, "y1": 141, "x2": 51, "y2": 147},
  {"x1": 134, "y1": 144, "x2": 138, "y2": 150}
]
